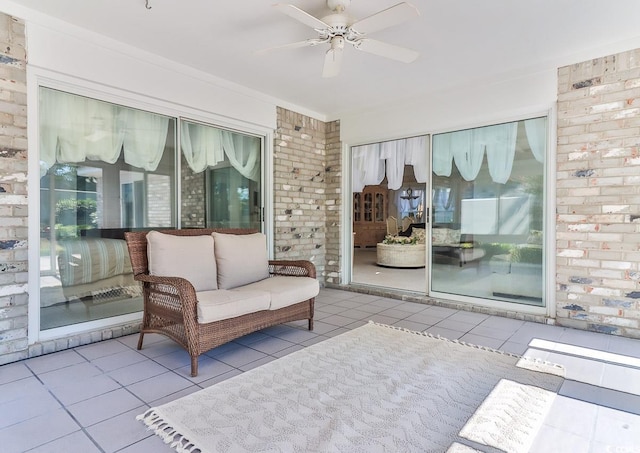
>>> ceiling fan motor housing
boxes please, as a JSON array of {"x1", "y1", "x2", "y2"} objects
[{"x1": 327, "y1": 0, "x2": 351, "y2": 13}]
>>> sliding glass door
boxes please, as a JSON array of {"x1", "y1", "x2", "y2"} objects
[
  {"x1": 39, "y1": 87, "x2": 176, "y2": 330},
  {"x1": 38, "y1": 88, "x2": 265, "y2": 332},
  {"x1": 348, "y1": 117, "x2": 547, "y2": 308},
  {"x1": 351, "y1": 136, "x2": 429, "y2": 292},
  {"x1": 430, "y1": 117, "x2": 546, "y2": 307}
]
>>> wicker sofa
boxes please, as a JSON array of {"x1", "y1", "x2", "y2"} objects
[{"x1": 125, "y1": 228, "x2": 319, "y2": 376}]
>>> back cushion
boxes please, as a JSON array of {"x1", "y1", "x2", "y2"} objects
[
  {"x1": 147, "y1": 230, "x2": 217, "y2": 291},
  {"x1": 448, "y1": 229, "x2": 462, "y2": 244},
  {"x1": 432, "y1": 228, "x2": 449, "y2": 244},
  {"x1": 212, "y1": 232, "x2": 270, "y2": 289}
]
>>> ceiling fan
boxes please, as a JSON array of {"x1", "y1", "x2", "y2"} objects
[{"x1": 262, "y1": 0, "x2": 420, "y2": 78}]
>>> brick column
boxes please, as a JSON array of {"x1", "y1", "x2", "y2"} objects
[
  {"x1": 0, "y1": 13, "x2": 29, "y2": 364},
  {"x1": 324, "y1": 119, "x2": 342, "y2": 284},
  {"x1": 556, "y1": 50, "x2": 640, "y2": 338},
  {"x1": 275, "y1": 108, "x2": 342, "y2": 281}
]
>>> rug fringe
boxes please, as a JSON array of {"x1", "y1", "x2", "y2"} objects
[
  {"x1": 137, "y1": 409, "x2": 200, "y2": 453},
  {"x1": 368, "y1": 321, "x2": 566, "y2": 377}
]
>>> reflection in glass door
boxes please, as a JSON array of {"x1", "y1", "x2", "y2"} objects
[
  {"x1": 38, "y1": 87, "x2": 176, "y2": 331},
  {"x1": 180, "y1": 120, "x2": 262, "y2": 230},
  {"x1": 430, "y1": 117, "x2": 546, "y2": 307}
]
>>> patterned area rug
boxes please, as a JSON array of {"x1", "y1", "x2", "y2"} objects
[{"x1": 138, "y1": 322, "x2": 564, "y2": 453}]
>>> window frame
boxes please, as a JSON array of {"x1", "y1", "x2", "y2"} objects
[{"x1": 27, "y1": 70, "x2": 274, "y2": 344}]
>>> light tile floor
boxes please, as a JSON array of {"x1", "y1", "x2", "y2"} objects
[{"x1": 1, "y1": 288, "x2": 640, "y2": 452}]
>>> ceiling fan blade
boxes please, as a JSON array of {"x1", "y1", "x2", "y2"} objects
[
  {"x1": 274, "y1": 3, "x2": 330, "y2": 30},
  {"x1": 322, "y1": 47, "x2": 344, "y2": 78},
  {"x1": 256, "y1": 38, "x2": 327, "y2": 54},
  {"x1": 350, "y1": 2, "x2": 420, "y2": 35},
  {"x1": 353, "y1": 38, "x2": 419, "y2": 63}
]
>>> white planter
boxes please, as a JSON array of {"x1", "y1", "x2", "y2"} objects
[{"x1": 376, "y1": 243, "x2": 426, "y2": 268}]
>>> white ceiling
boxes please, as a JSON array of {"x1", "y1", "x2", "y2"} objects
[{"x1": 7, "y1": 0, "x2": 640, "y2": 119}]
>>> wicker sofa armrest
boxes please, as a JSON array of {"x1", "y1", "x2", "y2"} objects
[
  {"x1": 134, "y1": 274, "x2": 199, "y2": 319},
  {"x1": 268, "y1": 260, "x2": 316, "y2": 279}
]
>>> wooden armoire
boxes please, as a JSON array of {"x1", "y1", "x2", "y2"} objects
[{"x1": 353, "y1": 185, "x2": 388, "y2": 247}]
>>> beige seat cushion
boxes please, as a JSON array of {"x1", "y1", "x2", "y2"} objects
[
  {"x1": 147, "y1": 231, "x2": 217, "y2": 291},
  {"x1": 212, "y1": 232, "x2": 270, "y2": 289},
  {"x1": 237, "y1": 276, "x2": 320, "y2": 310},
  {"x1": 196, "y1": 289, "x2": 270, "y2": 323}
]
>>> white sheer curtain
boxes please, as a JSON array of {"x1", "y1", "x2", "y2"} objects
[
  {"x1": 39, "y1": 89, "x2": 60, "y2": 176},
  {"x1": 181, "y1": 122, "x2": 260, "y2": 182},
  {"x1": 122, "y1": 109, "x2": 170, "y2": 171},
  {"x1": 220, "y1": 131, "x2": 260, "y2": 182},
  {"x1": 181, "y1": 121, "x2": 225, "y2": 173},
  {"x1": 432, "y1": 133, "x2": 453, "y2": 177},
  {"x1": 39, "y1": 88, "x2": 169, "y2": 175},
  {"x1": 40, "y1": 89, "x2": 123, "y2": 175},
  {"x1": 524, "y1": 117, "x2": 546, "y2": 163},
  {"x1": 352, "y1": 143, "x2": 384, "y2": 192},
  {"x1": 380, "y1": 140, "x2": 405, "y2": 190},
  {"x1": 452, "y1": 129, "x2": 484, "y2": 181},
  {"x1": 483, "y1": 123, "x2": 518, "y2": 184},
  {"x1": 403, "y1": 136, "x2": 429, "y2": 183},
  {"x1": 352, "y1": 136, "x2": 428, "y2": 192},
  {"x1": 434, "y1": 123, "x2": 521, "y2": 183}
]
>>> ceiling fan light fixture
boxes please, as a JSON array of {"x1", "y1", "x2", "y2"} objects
[{"x1": 330, "y1": 36, "x2": 345, "y2": 50}]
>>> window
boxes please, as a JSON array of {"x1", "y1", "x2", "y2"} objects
[
  {"x1": 430, "y1": 117, "x2": 546, "y2": 306},
  {"x1": 39, "y1": 87, "x2": 177, "y2": 330}
]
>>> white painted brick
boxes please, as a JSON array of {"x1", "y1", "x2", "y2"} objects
[
  {"x1": 557, "y1": 249, "x2": 585, "y2": 258},
  {"x1": 590, "y1": 101, "x2": 625, "y2": 113},
  {"x1": 601, "y1": 261, "x2": 634, "y2": 270},
  {"x1": 588, "y1": 287, "x2": 623, "y2": 297},
  {"x1": 566, "y1": 224, "x2": 599, "y2": 233},
  {"x1": 589, "y1": 306, "x2": 624, "y2": 316},
  {"x1": 602, "y1": 316, "x2": 639, "y2": 328}
]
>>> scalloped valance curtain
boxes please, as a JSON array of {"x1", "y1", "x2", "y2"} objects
[
  {"x1": 181, "y1": 121, "x2": 260, "y2": 182},
  {"x1": 433, "y1": 118, "x2": 546, "y2": 184},
  {"x1": 352, "y1": 135, "x2": 429, "y2": 192},
  {"x1": 39, "y1": 88, "x2": 170, "y2": 176},
  {"x1": 39, "y1": 88, "x2": 260, "y2": 182}
]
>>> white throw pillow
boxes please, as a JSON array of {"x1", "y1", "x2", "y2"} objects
[
  {"x1": 146, "y1": 230, "x2": 217, "y2": 291},
  {"x1": 212, "y1": 232, "x2": 270, "y2": 289}
]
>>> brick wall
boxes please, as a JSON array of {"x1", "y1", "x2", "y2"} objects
[
  {"x1": 274, "y1": 107, "x2": 342, "y2": 280},
  {"x1": 0, "y1": 13, "x2": 29, "y2": 364},
  {"x1": 324, "y1": 119, "x2": 342, "y2": 284},
  {"x1": 556, "y1": 50, "x2": 640, "y2": 338}
]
